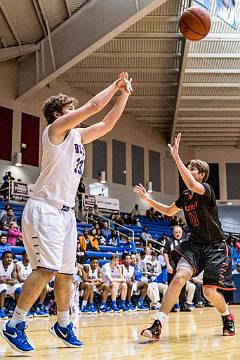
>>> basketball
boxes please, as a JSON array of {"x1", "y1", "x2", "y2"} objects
[{"x1": 179, "y1": 6, "x2": 211, "y2": 41}]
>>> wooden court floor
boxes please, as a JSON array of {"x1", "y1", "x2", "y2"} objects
[{"x1": 1, "y1": 306, "x2": 240, "y2": 359}]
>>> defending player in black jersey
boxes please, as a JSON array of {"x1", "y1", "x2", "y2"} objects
[{"x1": 134, "y1": 133, "x2": 235, "y2": 340}]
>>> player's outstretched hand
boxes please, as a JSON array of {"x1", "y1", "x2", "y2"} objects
[
  {"x1": 116, "y1": 72, "x2": 133, "y2": 95},
  {"x1": 168, "y1": 133, "x2": 181, "y2": 160},
  {"x1": 134, "y1": 183, "x2": 149, "y2": 200}
]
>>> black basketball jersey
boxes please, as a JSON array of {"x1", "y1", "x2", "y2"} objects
[{"x1": 175, "y1": 183, "x2": 225, "y2": 244}]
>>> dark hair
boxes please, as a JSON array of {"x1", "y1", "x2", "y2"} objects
[
  {"x1": 42, "y1": 94, "x2": 78, "y2": 124},
  {"x1": 1, "y1": 250, "x2": 13, "y2": 260},
  {"x1": 90, "y1": 257, "x2": 99, "y2": 262},
  {"x1": 140, "y1": 250, "x2": 146, "y2": 257},
  {"x1": 22, "y1": 250, "x2": 27, "y2": 256},
  {"x1": 122, "y1": 252, "x2": 130, "y2": 260},
  {"x1": 0, "y1": 234, "x2": 7, "y2": 239}
]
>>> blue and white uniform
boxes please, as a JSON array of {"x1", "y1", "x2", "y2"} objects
[
  {"x1": 0, "y1": 260, "x2": 21, "y2": 295},
  {"x1": 22, "y1": 127, "x2": 85, "y2": 274}
]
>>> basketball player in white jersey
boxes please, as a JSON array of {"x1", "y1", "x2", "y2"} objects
[
  {"x1": 0, "y1": 251, "x2": 22, "y2": 320},
  {"x1": 0, "y1": 72, "x2": 132, "y2": 353},
  {"x1": 101, "y1": 254, "x2": 127, "y2": 312},
  {"x1": 83, "y1": 257, "x2": 110, "y2": 312}
]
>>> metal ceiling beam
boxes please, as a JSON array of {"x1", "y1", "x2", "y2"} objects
[
  {"x1": 185, "y1": 69, "x2": 240, "y2": 74},
  {"x1": 17, "y1": 0, "x2": 169, "y2": 100},
  {"x1": 0, "y1": 0, "x2": 22, "y2": 47},
  {"x1": 188, "y1": 53, "x2": 240, "y2": 58},
  {"x1": 91, "y1": 52, "x2": 181, "y2": 58},
  {"x1": 117, "y1": 32, "x2": 182, "y2": 38},
  {"x1": 170, "y1": 38, "x2": 190, "y2": 143},
  {"x1": 32, "y1": 0, "x2": 47, "y2": 36},
  {"x1": 71, "y1": 82, "x2": 178, "y2": 88},
  {"x1": 179, "y1": 108, "x2": 240, "y2": 112},
  {"x1": 182, "y1": 135, "x2": 239, "y2": 139},
  {"x1": 182, "y1": 83, "x2": 240, "y2": 88},
  {"x1": 0, "y1": 44, "x2": 39, "y2": 62},
  {"x1": 186, "y1": 142, "x2": 235, "y2": 146},
  {"x1": 136, "y1": 116, "x2": 173, "y2": 120},
  {"x1": 67, "y1": 68, "x2": 180, "y2": 74},
  {"x1": 181, "y1": 96, "x2": 240, "y2": 100},
  {"x1": 126, "y1": 107, "x2": 173, "y2": 111},
  {"x1": 64, "y1": 0, "x2": 72, "y2": 17},
  {"x1": 176, "y1": 129, "x2": 239, "y2": 134},
  {"x1": 177, "y1": 117, "x2": 240, "y2": 121}
]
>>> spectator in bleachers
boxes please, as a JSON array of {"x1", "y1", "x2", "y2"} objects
[
  {"x1": 83, "y1": 257, "x2": 110, "y2": 312},
  {"x1": 130, "y1": 252, "x2": 161, "y2": 310},
  {"x1": 146, "y1": 207, "x2": 158, "y2": 221},
  {"x1": 0, "y1": 208, "x2": 17, "y2": 230},
  {"x1": 178, "y1": 217, "x2": 185, "y2": 228},
  {"x1": 92, "y1": 204, "x2": 101, "y2": 219},
  {"x1": 122, "y1": 214, "x2": 132, "y2": 226},
  {"x1": 232, "y1": 262, "x2": 240, "y2": 275},
  {"x1": 122, "y1": 236, "x2": 136, "y2": 254},
  {"x1": 0, "y1": 204, "x2": 12, "y2": 222},
  {"x1": 144, "y1": 251, "x2": 168, "y2": 298},
  {"x1": 114, "y1": 214, "x2": 123, "y2": 227},
  {"x1": 101, "y1": 254, "x2": 127, "y2": 312},
  {"x1": 7, "y1": 221, "x2": 23, "y2": 246},
  {"x1": 0, "y1": 251, "x2": 22, "y2": 319},
  {"x1": 79, "y1": 229, "x2": 99, "y2": 253},
  {"x1": 140, "y1": 226, "x2": 153, "y2": 247},
  {"x1": 94, "y1": 228, "x2": 106, "y2": 245},
  {"x1": 131, "y1": 204, "x2": 140, "y2": 218},
  {"x1": 0, "y1": 234, "x2": 11, "y2": 259},
  {"x1": 101, "y1": 222, "x2": 111, "y2": 244},
  {"x1": 121, "y1": 253, "x2": 148, "y2": 311},
  {"x1": 110, "y1": 229, "x2": 120, "y2": 246},
  {"x1": 17, "y1": 251, "x2": 49, "y2": 317},
  {"x1": 0, "y1": 172, "x2": 15, "y2": 201}
]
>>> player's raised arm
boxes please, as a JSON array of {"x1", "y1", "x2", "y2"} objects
[
  {"x1": 80, "y1": 77, "x2": 132, "y2": 144},
  {"x1": 134, "y1": 183, "x2": 179, "y2": 217},
  {"x1": 49, "y1": 72, "x2": 131, "y2": 137},
  {"x1": 168, "y1": 133, "x2": 205, "y2": 195}
]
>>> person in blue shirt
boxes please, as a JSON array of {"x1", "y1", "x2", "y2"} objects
[
  {"x1": 0, "y1": 234, "x2": 11, "y2": 259},
  {"x1": 122, "y1": 236, "x2": 136, "y2": 254}
]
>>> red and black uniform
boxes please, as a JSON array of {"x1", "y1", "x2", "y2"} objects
[{"x1": 173, "y1": 183, "x2": 235, "y2": 291}]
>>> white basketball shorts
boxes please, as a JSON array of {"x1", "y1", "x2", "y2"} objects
[
  {"x1": 22, "y1": 198, "x2": 77, "y2": 275},
  {"x1": 0, "y1": 283, "x2": 21, "y2": 295}
]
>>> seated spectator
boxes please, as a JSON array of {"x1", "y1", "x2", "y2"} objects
[
  {"x1": 101, "y1": 222, "x2": 111, "y2": 244},
  {"x1": 17, "y1": 251, "x2": 49, "y2": 317},
  {"x1": 0, "y1": 251, "x2": 22, "y2": 319},
  {"x1": 0, "y1": 208, "x2": 17, "y2": 230},
  {"x1": 144, "y1": 251, "x2": 168, "y2": 299},
  {"x1": 7, "y1": 221, "x2": 23, "y2": 246},
  {"x1": 122, "y1": 236, "x2": 136, "y2": 254},
  {"x1": 79, "y1": 229, "x2": 99, "y2": 253},
  {"x1": 0, "y1": 234, "x2": 11, "y2": 259},
  {"x1": 130, "y1": 252, "x2": 161, "y2": 310},
  {"x1": 131, "y1": 204, "x2": 140, "y2": 218},
  {"x1": 114, "y1": 214, "x2": 123, "y2": 227},
  {"x1": 77, "y1": 263, "x2": 98, "y2": 314},
  {"x1": 121, "y1": 253, "x2": 148, "y2": 311},
  {"x1": 94, "y1": 228, "x2": 106, "y2": 245},
  {"x1": 145, "y1": 207, "x2": 158, "y2": 221},
  {"x1": 140, "y1": 226, "x2": 153, "y2": 247},
  {"x1": 92, "y1": 204, "x2": 101, "y2": 219},
  {"x1": 101, "y1": 254, "x2": 127, "y2": 312},
  {"x1": 122, "y1": 214, "x2": 132, "y2": 226},
  {"x1": 0, "y1": 204, "x2": 12, "y2": 222},
  {"x1": 110, "y1": 229, "x2": 120, "y2": 246},
  {"x1": 84, "y1": 257, "x2": 110, "y2": 312}
]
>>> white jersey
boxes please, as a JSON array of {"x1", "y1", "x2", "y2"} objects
[
  {"x1": 121, "y1": 265, "x2": 134, "y2": 282},
  {"x1": 18, "y1": 261, "x2": 32, "y2": 280},
  {"x1": 102, "y1": 263, "x2": 121, "y2": 284},
  {"x1": 87, "y1": 266, "x2": 99, "y2": 280},
  {"x1": 0, "y1": 260, "x2": 14, "y2": 280},
  {"x1": 32, "y1": 126, "x2": 85, "y2": 209}
]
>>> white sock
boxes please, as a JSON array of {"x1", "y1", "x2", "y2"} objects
[
  {"x1": 81, "y1": 300, "x2": 87, "y2": 308},
  {"x1": 57, "y1": 311, "x2": 70, "y2": 328},
  {"x1": 8, "y1": 306, "x2": 28, "y2": 328},
  {"x1": 221, "y1": 308, "x2": 230, "y2": 316},
  {"x1": 156, "y1": 311, "x2": 168, "y2": 325}
]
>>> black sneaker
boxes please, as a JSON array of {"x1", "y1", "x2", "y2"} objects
[
  {"x1": 222, "y1": 314, "x2": 235, "y2": 336},
  {"x1": 141, "y1": 320, "x2": 162, "y2": 340},
  {"x1": 180, "y1": 303, "x2": 191, "y2": 312}
]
